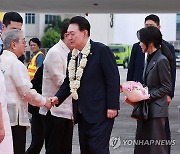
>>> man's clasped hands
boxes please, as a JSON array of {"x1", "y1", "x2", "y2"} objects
[{"x1": 44, "y1": 96, "x2": 59, "y2": 110}]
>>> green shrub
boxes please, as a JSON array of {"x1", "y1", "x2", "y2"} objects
[{"x1": 41, "y1": 28, "x2": 60, "y2": 48}]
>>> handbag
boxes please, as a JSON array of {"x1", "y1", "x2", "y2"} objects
[{"x1": 131, "y1": 100, "x2": 149, "y2": 120}]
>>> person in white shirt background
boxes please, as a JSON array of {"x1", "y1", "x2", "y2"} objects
[
  {"x1": 0, "y1": 29, "x2": 52, "y2": 154},
  {"x1": 39, "y1": 22, "x2": 74, "y2": 154},
  {"x1": 0, "y1": 67, "x2": 13, "y2": 154}
]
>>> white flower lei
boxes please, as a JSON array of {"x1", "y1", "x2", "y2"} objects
[{"x1": 68, "y1": 41, "x2": 91, "y2": 100}]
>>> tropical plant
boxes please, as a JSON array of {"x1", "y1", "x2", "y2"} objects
[
  {"x1": 41, "y1": 28, "x2": 60, "y2": 48},
  {"x1": 45, "y1": 16, "x2": 70, "y2": 33},
  {"x1": 42, "y1": 16, "x2": 70, "y2": 48}
]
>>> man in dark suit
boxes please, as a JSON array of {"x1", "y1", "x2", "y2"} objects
[
  {"x1": 127, "y1": 14, "x2": 176, "y2": 100},
  {"x1": 127, "y1": 14, "x2": 176, "y2": 154},
  {"x1": 51, "y1": 16, "x2": 120, "y2": 154}
]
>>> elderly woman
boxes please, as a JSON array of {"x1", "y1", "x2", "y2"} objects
[
  {"x1": 134, "y1": 26, "x2": 172, "y2": 154},
  {"x1": 0, "y1": 29, "x2": 51, "y2": 154}
]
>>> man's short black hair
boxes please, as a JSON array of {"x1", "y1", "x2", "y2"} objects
[
  {"x1": 61, "y1": 22, "x2": 69, "y2": 40},
  {"x1": 3, "y1": 12, "x2": 23, "y2": 27},
  {"x1": 145, "y1": 14, "x2": 160, "y2": 26},
  {"x1": 29, "y1": 38, "x2": 41, "y2": 48},
  {"x1": 69, "y1": 16, "x2": 90, "y2": 36}
]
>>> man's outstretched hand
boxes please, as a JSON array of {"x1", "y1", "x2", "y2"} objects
[
  {"x1": 44, "y1": 98, "x2": 52, "y2": 110},
  {"x1": 49, "y1": 96, "x2": 59, "y2": 106}
]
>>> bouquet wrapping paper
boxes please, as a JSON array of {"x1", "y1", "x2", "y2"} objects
[{"x1": 122, "y1": 81, "x2": 150, "y2": 103}]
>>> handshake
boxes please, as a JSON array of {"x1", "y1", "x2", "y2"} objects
[{"x1": 44, "y1": 96, "x2": 59, "y2": 110}]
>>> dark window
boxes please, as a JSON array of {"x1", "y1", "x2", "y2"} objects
[
  {"x1": 119, "y1": 47, "x2": 125, "y2": 52},
  {"x1": 45, "y1": 15, "x2": 59, "y2": 24},
  {"x1": 111, "y1": 48, "x2": 119, "y2": 52},
  {"x1": 111, "y1": 47, "x2": 125, "y2": 53},
  {"x1": 25, "y1": 13, "x2": 35, "y2": 24}
]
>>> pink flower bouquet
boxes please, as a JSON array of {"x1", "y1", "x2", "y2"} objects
[{"x1": 121, "y1": 81, "x2": 150, "y2": 103}]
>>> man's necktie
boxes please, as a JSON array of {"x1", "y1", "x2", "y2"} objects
[{"x1": 77, "y1": 52, "x2": 82, "y2": 66}]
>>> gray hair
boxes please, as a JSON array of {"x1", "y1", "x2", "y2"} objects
[{"x1": 2, "y1": 29, "x2": 23, "y2": 49}]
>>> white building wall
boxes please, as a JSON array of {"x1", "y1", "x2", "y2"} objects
[
  {"x1": 86, "y1": 14, "x2": 114, "y2": 45},
  {"x1": 19, "y1": 13, "x2": 25, "y2": 33},
  {"x1": 113, "y1": 13, "x2": 176, "y2": 45},
  {"x1": 24, "y1": 13, "x2": 77, "y2": 42},
  {"x1": 113, "y1": 14, "x2": 144, "y2": 45},
  {"x1": 25, "y1": 15, "x2": 38, "y2": 39},
  {"x1": 38, "y1": 14, "x2": 46, "y2": 40},
  {"x1": 24, "y1": 13, "x2": 177, "y2": 47},
  {"x1": 158, "y1": 14, "x2": 176, "y2": 41}
]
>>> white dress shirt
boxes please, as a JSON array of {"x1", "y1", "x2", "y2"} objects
[
  {"x1": 0, "y1": 50, "x2": 46, "y2": 127},
  {"x1": 0, "y1": 70, "x2": 13, "y2": 154},
  {"x1": 40, "y1": 40, "x2": 73, "y2": 119}
]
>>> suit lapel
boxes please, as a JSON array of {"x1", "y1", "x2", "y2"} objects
[
  {"x1": 86, "y1": 40, "x2": 94, "y2": 60},
  {"x1": 142, "y1": 60, "x2": 148, "y2": 82},
  {"x1": 89, "y1": 40, "x2": 94, "y2": 53},
  {"x1": 144, "y1": 50, "x2": 161, "y2": 80}
]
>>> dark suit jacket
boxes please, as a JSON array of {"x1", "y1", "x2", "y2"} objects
[
  {"x1": 143, "y1": 49, "x2": 172, "y2": 118},
  {"x1": 55, "y1": 40, "x2": 120, "y2": 123},
  {"x1": 28, "y1": 64, "x2": 43, "y2": 114},
  {"x1": 127, "y1": 40, "x2": 176, "y2": 98}
]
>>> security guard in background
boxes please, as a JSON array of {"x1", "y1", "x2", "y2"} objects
[
  {"x1": 26, "y1": 37, "x2": 45, "y2": 154},
  {"x1": 28, "y1": 37, "x2": 44, "y2": 80}
]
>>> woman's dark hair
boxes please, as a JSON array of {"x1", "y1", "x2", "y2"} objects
[
  {"x1": 29, "y1": 37, "x2": 41, "y2": 48},
  {"x1": 137, "y1": 26, "x2": 162, "y2": 49},
  {"x1": 69, "y1": 16, "x2": 90, "y2": 36},
  {"x1": 137, "y1": 26, "x2": 173, "y2": 69}
]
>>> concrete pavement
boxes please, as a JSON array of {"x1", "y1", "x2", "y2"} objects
[{"x1": 26, "y1": 67, "x2": 180, "y2": 154}]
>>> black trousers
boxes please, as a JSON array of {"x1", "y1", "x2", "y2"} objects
[
  {"x1": 11, "y1": 125, "x2": 26, "y2": 154},
  {"x1": 43, "y1": 112, "x2": 73, "y2": 154},
  {"x1": 78, "y1": 114, "x2": 114, "y2": 154},
  {"x1": 165, "y1": 117, "x2": 171, "y2": 154},
  {"x1": 26, "y1": 113, "x2": 45, "y2": 154}
]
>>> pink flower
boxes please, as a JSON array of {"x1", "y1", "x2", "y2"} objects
[{"x1": 121, "y1": 81, "x2": 150, "y2": 103}]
